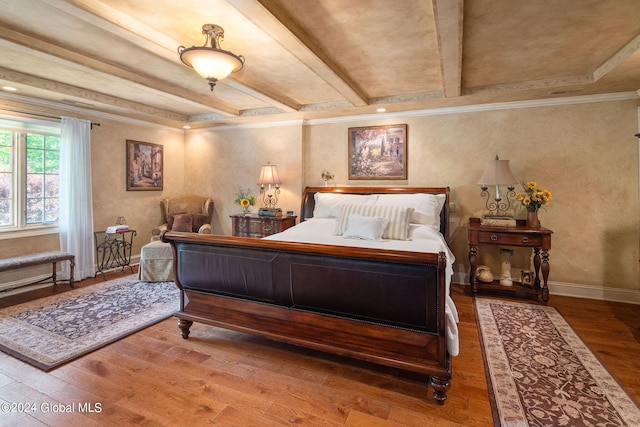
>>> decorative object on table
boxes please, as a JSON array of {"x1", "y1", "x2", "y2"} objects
[
  {"x1": 177, "y1": 24, "x2": 245, "y2": 91},
  {"x1": 321, "y1": 170, "x2": 334, "y2": 186},
  {"x1": 477, "y1": 155, "x2": 518, "y2": 218},
  {"x1": 520, "y1": 270, "x2": 534, "y2": 287},
  {"x1": 348, "y1": 124, "x2": 407, "y2": 180},
  {"x1": 499, "y1": 248, "x2": 514, "y2": 286},
  {"x1": 115, "y1": 216, "x2": 127, "y2": 225},
  {"x1": 258, "y1": 161, "x2": 282, "y2": 208},
  {"x1": 105, "y1": 224, "x2": 129, "y2": 233},
  {"x1": 515, "y1": 181, "x2": 552, "y2": 229},
  {"x1": 234, "y1": 187, "x2": 256, "y2": 213},
  {"x1": 126, "y1": 139, "x2": 163, "y2": 191},
  {"x1": 475, "y1": 298, "x2": 640, "y2": 427},
  {"x1": 0, "y1": 275, "x2": 178, "y2": 371},
  {"x1": 475, "y1": 265, "x2": 494, "y2": 283}
]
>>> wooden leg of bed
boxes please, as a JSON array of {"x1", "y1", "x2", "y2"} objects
[
  {"x1": 178, "y1": 319, "x2": 193, "y2": 339},
  {"x1": 430, "y1": 376, "x2": 451, "y2": 404}
]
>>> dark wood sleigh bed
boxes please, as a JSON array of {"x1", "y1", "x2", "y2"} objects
[{"x1": 161, "y1": 186, "x2": 454, "y2": 403}]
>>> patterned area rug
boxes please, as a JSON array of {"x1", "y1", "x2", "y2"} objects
[
  {"x1": 0, "y1": 275, "x2": 179, "y2": 371},
  {"x1": 475, "y1": 298, "x2": 640, "y2": 427}
]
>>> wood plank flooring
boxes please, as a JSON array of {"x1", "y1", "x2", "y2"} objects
[{"x1": 0, "y1": 270, "x2": 638, "y2": 426}]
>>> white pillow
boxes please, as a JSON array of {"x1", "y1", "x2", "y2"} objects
[
  {"x1": 335, "y1": 204, "x2": 415, "y2": 240},
  {"x1": 313, "y1": 193, "x2": 378, "y2": 218},
  {"x1": 343, "y1": 214, "x2": 389, "y2": 241},
  {"x1": 375, "y1": 193, "x2": 446, "y2": 230}
]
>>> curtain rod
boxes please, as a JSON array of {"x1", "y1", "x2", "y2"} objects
[{"x1": 0, "y1": 108, "x2": 101, "y2": 129}]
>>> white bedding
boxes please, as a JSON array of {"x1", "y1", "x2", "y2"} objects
[{"x1": 264, "y1": 218, "x2": 460, "y2": 356}]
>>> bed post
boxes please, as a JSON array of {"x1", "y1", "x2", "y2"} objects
[{"x1": 430, "y1": 376, "x2": 451, "y2": 404}]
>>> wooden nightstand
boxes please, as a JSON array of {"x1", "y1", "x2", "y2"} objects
[
  {"x1": 230, "y1": 214, "x2": 297, "y2": 238},
  {"x1": 468, "y1": 217, "x2": 552, "y2": 302}
]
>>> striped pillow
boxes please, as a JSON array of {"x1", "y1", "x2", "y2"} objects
[{"x1": 335, "y1": 204, "x2": 415, "y2": 240}]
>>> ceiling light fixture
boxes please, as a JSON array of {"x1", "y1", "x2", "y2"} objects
[
  {"x1": 1, "y1": 86, "x2": 17, "y2": 91},
  {"x1": 178, "y1": 24, "x2": 245, "y2": 91}
]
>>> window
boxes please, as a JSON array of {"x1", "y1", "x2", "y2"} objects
[{"x1": 0, "y1": 117, "x2": 61, "y2": 233}]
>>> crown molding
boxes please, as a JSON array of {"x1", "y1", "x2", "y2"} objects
[{"x1": 306, "y1": 91, "x2": 640, "y2": 126}]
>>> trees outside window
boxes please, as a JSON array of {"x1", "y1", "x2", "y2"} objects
[{"x1": 0, "y1": 128, "x2": 60, "y2": 230}]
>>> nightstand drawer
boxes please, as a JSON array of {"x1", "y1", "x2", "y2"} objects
[
  {"x1": 231, "y1": 214, "x2": 297, "y2": 238},
  {"x1": 478, "y1": 231, "x2": 542, "y2": 247}
]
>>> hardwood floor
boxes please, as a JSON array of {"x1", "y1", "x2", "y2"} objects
[{"x1": 0, "y1": 270, "x2": 638, "y2": 426}]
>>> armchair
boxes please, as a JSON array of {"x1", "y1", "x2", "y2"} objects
[{"x1": 151, "y1": 194, "x2": 214, "y2": 240}]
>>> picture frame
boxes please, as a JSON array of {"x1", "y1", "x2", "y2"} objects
[
  {"x1": 348, "y1": 124, "x2": 407, "y2": 180},
  {"x1": 126, "y1": 139, "x2": 163, "y2": 191}
]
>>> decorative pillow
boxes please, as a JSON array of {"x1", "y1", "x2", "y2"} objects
[
  {"x1": 335, "y1": 204, "x2": 415, "y2": 240},
  {"x1": 171, "y1": 213, "x2": 193, "y2": 232},
  {"x1": 191, "y1": 213, "x2": 209, "y2": 232},
  {"x1": 375, "y1": 193, "x2": 446, "y2": 230},
  {"x1": 167, "y1": 211, "x2": 187, "y2": 230},
  {"x1": 343, "y1": 214, "x2": 389, "y2": 241},
  {"x1": 313, "y1": 193, "x2": 378, "y2": 218}
]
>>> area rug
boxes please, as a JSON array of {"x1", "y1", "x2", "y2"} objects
[
  {"x1": 475, "y1": 298, "x2": 640, "y2": 427},
  {"x1": 0, "y1": 275, "x2": 179, "y2": 371}
]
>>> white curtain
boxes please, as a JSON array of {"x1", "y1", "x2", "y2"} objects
[{"x1": 59, "y1": 117, "x2": 95, "y2": 280}]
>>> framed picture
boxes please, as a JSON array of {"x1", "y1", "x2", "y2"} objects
[
  {"x1": 126, "y1": 140, "x2": 163, "y2": 191},
  {"x1": 348, "y1": 124, "x2": 407, "y2": 180}
]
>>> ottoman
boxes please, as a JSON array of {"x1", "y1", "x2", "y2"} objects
[{"x1": 138, "y1": 240, "x2": 174, "y2": 282}]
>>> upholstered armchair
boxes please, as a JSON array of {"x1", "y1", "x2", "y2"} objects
[{"x1": 151, "y1": 194, "x2": 214, "y2": 240}]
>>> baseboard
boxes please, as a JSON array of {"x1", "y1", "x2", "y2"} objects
[
  {"x1": 451, "y1": 272, "x2": 640, "y2": 305},
  {"x1": 0, "y1": 255, "x2": 142, "y2": 298},
  {"x1": 0, "y1": 274, "x2": 58, "y2": 297},
  {"x1": 547, "y1": 281, "x2": 640, "y2": 305}
]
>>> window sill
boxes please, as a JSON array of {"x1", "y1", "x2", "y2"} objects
[{"x1": 0, "y1": 226, "x2": 59, "y2": 240}]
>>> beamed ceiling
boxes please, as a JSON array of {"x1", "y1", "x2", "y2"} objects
[{"x1": 1, "y1": 0, "x2": 639, "y2": 128}]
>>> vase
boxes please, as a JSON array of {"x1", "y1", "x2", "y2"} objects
[
  {"x1": 527, "y1": 209, "x2": 541, "y2": 229},
  {"x1": 242, "y1": 205, "x2": 250, "y2": 214}
]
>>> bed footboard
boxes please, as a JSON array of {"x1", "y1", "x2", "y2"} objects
[{"x1": 162, "y1": 231, "x2": 452, "y2": 404}]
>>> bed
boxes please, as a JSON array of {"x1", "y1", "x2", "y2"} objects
[{"x1": 161, "y1": 186, "x2": 458, "y2": 404}]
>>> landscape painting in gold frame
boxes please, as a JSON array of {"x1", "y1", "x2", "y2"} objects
[{"x1": 348, "y1": 124, "x2": 407, "y2": 180}]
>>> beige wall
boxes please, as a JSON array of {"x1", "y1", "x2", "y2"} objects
[
  {"x1": 90, "y1": 117, "x2": 185, "y2": 248},
  {"x1": 184, "y1": 123, "x2": 303, "y2": 236},
  {"x1": 302, "y1": 100, "x2": 639, "y2": 293},
  {"x1": 0, "y1": 100, "x2": 185, "y2": 285},
  {"x1": 2, "y1": 96, "x2": 639, "y2": 300}
]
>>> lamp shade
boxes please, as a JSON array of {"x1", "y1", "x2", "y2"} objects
[
  {"x1": 258, "y1": 162, "x2": 282, "y2": 186},
  {"x1": 477, "y1": 158, "x2": 517, "y2": 186}
]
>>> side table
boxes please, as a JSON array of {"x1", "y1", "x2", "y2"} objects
[
  {"x1": 468, "y1": 217, "x2": 552, "y2": 302},
  {"x1": 94, "y1": 229, "x2": 137, "y2": 279},
  {"x1": 230, "y1": 214, "x2": 297, "y2": 238}
]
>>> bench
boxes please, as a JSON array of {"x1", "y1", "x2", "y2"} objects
[{"x1": 0, "y1": 251, "x2": 75, "y2": 290}]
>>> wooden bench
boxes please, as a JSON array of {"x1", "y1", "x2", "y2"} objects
[{"x1": 0, "y1": 251, "x2": 75, "y2": 290}]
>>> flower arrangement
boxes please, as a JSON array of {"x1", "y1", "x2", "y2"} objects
[
  {"x1": 515, "y1": 181, "x2": 552, "y2": 212},
  {"x1": 234, "y1": 187, "x2": 256, "y2": 212}
]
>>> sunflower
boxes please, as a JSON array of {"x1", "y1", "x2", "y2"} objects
[
  {"x1": 240, "y1": 198, "x2": 250, "y2": 207},
  {"x1": 515, "y1": 181, "x2": 552, "y2": 212}
]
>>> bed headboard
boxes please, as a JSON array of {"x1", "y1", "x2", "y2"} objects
[{"x1": 300, "y1": 186, "x2": 450, "y2": 241}]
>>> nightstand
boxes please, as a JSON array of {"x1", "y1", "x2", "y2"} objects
[
  {"x1": 230, "y1": 214, "x2": 297, "y2": 238},
  {"x1": 468, "y1": 217, "x2": 552, "y2": 302}
]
